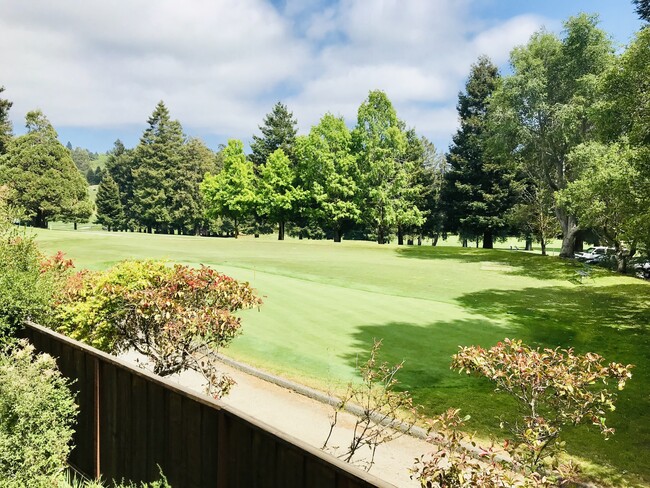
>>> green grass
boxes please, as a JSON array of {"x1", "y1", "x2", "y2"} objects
[{"x1": 34, "y1": 228, "x2": 650, "y2": 486}]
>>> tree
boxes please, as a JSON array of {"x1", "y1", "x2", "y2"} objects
[
  {"x1": 0, "y1": 110, "x2": 91, "y2": 228},
  {"x1": 132, "y1": 101, "x2": 185, "y2": 233},
  {"x1": 201, "y1": 139, "x2": 256, "y2": 238},
  {"x1": 633, "y1": 0, "x2": 650, "y2": 21},
  {"x1": 55, "y1": 260, "x2": 262, "y2": 398},
  {"x1": 95, "y1": 174, "x2": 124, "y2": 231},
  {"x1": 353, "y1": 90, "x2": 411, "y2": 244},
  {"x1": 295, "y1": 114, "x2": 361, "y2": 242},
  {"x1": 558, "y1": 142, "x2": 647, "y2": 272},
  {"x1": 70, "y1": 147, "x2": 92, "y2": 175},
  {"x1": 508, "y1": 183, "x2": 559, "y2": 256},
  {"x1": 0, "y1": 86, "x2": 12, "y2": 155},
  {"x1": 258, "y1": 149, "x2": 302, "y2": 240},
  {"x1": 249, "y1": 102, "x2": 298, "y2": 168},
  {"x1": 322, "y1": 340, "x2": 417, "y2": 471},
  {"x1": 169, "y1": 138, "x2": 218, "y2": 235},
  {"x1": 105, "y1": 140, "x2": 136, "y2": 230},
  {"x1": 452, "y1": 339, "x2": 633, "y2": 479},
  {"x1": 418, "y1": 138, "x2": 447, "y2": 245},
  {"x1": 489, "y1": 15, "x2": 614, "y2": 257},
  {"x1": 443, "y1": 56, "x2": 516, "y2": 249}
]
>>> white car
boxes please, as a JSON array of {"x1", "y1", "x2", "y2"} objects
[{"x1": 574, "y1": 246, "x2": 615, "y2": 261}]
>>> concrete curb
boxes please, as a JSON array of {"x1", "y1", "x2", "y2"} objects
[{"x1": 213, "y1": 352, "x2": 429, "y2": 440}]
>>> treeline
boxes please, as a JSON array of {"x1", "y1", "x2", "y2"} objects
[{"x1": 0, "y1": 12, "x2": 648, "y2": 270}]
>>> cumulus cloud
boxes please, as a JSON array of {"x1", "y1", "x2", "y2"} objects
[{"x1": 0, "y1": 0, "x2": 547, "y2": 149}]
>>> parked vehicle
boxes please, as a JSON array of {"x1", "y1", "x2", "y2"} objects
[
  {"x1": 575, "y1": 246, "x2": 615, "y2": 261},
  {"x1": 635, "y1": 261, "x2": 650, "y2": 280}
]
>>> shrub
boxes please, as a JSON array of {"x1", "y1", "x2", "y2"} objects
[
  {"x1": 55, "y1": 260, "x2": 261, "y2": 397},
  {"x1": 0, "y1": 340, "x2": 78, "y2": 487}
]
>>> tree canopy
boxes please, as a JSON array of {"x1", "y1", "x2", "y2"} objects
[{"x1": 0, "y1": 110, "x2": 92, "y2": 228}]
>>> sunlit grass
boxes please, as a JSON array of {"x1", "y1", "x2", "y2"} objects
[{"x1": 34, "y1": 228, "x2": 650, "y2": 486}]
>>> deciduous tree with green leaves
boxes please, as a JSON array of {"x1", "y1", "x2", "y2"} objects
[
  {"x1": 353, "y1": 90, "x2": 413, "y2": 244},
  {"x1": 0, "y1": 110, "x2": 92, "y2": 228},
  {"x1": 258, "y1": 148, "x2": 303, "y2": 240},
  {"x1": 296, "y1": 114, "x2": 361, "y2": 242},
  {"x1": 201, "y1": 139, "x2": 257, "y2": 238},
  {"x1": 488, "y1": 14, "x2": 614, "y2": 256}
]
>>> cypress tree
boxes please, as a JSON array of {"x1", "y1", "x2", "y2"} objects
[{"x1": 95, "y1": 174, "x2": 124, "y2": 231}]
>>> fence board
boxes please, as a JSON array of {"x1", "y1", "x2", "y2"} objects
[{"x1": 21, "y1": 322, "x2": 393, "y2": 488}]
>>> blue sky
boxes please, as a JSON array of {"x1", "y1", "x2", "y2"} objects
[{"x1": 0, "y1": 0, "x2": 643, "y2": 155}]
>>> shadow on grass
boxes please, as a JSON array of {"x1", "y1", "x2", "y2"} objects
[
  {"x1": 341, "y1": 282, "x2": 650, "y2": 483},
  {"x1": 395, "y1": 246, "x2": 610, "y2": 282}
]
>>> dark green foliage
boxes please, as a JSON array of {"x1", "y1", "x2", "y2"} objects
[
  {"x1": 0, "y1": 111, "x2": 92, "y2": 228},
  {"x1": 70, "y1": 147, "x2": 92, "y2": 175},
  {"x1": 132, "y1": 101, "x2": 184, "y2": 233},
  {"x1": 105, "y1": 140, "x2": 136, "y2": 230},
  {"x1": 0, "y1": 340, "x2": 77, "y2": 487},
  {"x1": 0, "y1": 86, "x2": 12, "y2": 156},
  {"x1": 95, "y1": 174, "x2": 124, "y2": 231},
  {"x1": 169, "y1": 137, "x2": 218, "y2": 235},
  {"x1": 633, "y1": 0, "x2": 650, "y2": 21},
  {"x1": 443, "y1": 56, "x2": 516, "y2": 248},
  {"x1": 249, "y1": 102, "x2": 298, "y2": 168}
]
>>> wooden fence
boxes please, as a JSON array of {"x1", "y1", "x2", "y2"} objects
[{"x1": 21, "y1": 322, "x2": 395, "y2": 488}]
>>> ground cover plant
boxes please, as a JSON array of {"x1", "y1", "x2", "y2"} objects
[{"x1": 34, "y1": 229, "x2": 650, "y2": 486}]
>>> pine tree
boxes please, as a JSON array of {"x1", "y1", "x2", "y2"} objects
[
  {"x1": 105, "y1": 140, "x2": 136, "y2": 230},
  {"x1": 442, "y1": 56, "x2": 516, "y2": 248},
  {"x1": 250, "y1": 102, "x2": 298, "y2": 168},
  {"x1": 169, "y1": 138, "x2": 218, "y2": 235},
  {"x1": 95, "y1": 174, "x2": 124, "y2": 231},
  {"x1": 132, "y1": 101, "x2": 185, "y2": 233},
  {"x1": 633, "y1": 0, "x2": 650, "y2": 21}
]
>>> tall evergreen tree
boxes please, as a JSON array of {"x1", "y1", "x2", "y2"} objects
[
  {"x1": 132, "y1": 101, "x2": 185, "y2": 233},
  {"x1": 249, "y1": 102, "x2": 298, "y2": 168},
  {"x1": 105, "y1": 140, "x2": 136, "y2": 230},
  {"x1": 95, "y1": 174, "x2": 124, "y2": 231},
  {"x1": 633, "y1": 0, "x2": 650, "y2": 21},
  {"x1": 169, "y1": 137, "x2": 218, "y2": 235},
  {"x1": 443, "y1": 56, "x2": 515, "y2": 248},
  {"x1": 0, "y1": 86, "x2": 12, "y2": 155},
  {"x1": 0, "y1": 110, "x2": 91, "y2": 228}
]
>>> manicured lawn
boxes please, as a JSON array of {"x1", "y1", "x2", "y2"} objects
[{"x1": 35, "y1": 228, "x2": 650, "y2": 486}]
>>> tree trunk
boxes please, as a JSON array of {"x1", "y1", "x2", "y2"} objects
[
  {"x1": 541, "y1": 238, "x2": 547, "y2": 256},
  {"x1": 278, "y1": 221, "x2": 285, "y2": 240},
  {"x1": 73, "y1": 222, "x2": 78, "y2": 230},
  {"x1": 476, "y1": 238, "x2": 479, "y2": 248},
  {"x1": 397, "y1": 226, "x2": 404, "y2": 246},
  {"x1": 147, "y1": 226, "x2": 152, "y2": 234},
  {"x1": 234, "y1": 218, "x2": 239, "y2": 239},
  {"x1": 525, "y1": 237, "x2": 533, "y2": 251},
  {"x1": 557, "y1": 209, "x2": 579, "y2": 258},
  {"x1": 432, "y1": 234, "x2": 439, "y2": 246},
  {"x1": 377, "y1": 228, "x2": 385, "y2": 245},
  {"x1": 482, "y1": 230, "x2": 493, "y2": 249},
  {"x1": 407, "y1": 238, "x2": 414, "y2": 245},
  {"x1": 255, "y1": 233, "x2": 260, "y2": 238},
  {"x1": 462, "y1": 238, "x2": 467, "y2": 248},
  {"x1": 417, "y1": 236, "x2": 422, "y2": 246},
  {"x1": 334, "y1": 228, "x2": 342, "y2": 243}
]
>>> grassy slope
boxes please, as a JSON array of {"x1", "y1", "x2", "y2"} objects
[{"x1": 34, "y1": 229, "x2": 650, "y2": 486}]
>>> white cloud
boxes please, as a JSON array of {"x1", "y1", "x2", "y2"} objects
[{"x1": 0, "y1": 0, "x2": 547, "y2": 149}]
